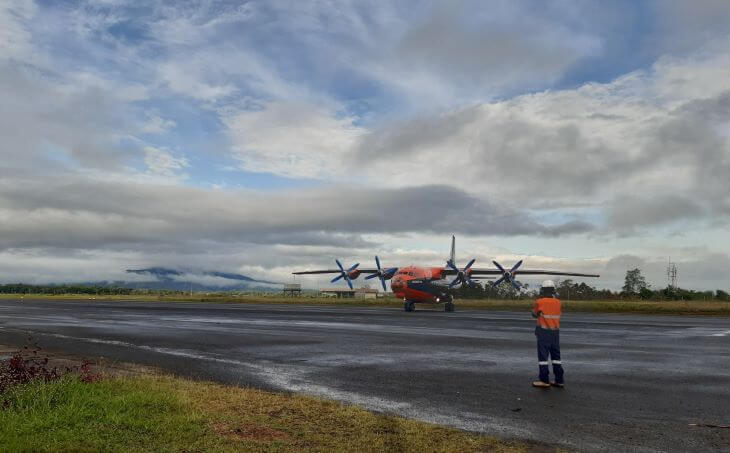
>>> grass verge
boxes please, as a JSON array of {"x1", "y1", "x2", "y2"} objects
[
  {"x1": 0, "y1": 373, "x2": 532, "y2": 452},
  {"x1": 3, "y1": 293, "x2": 730, "y2": 315}
]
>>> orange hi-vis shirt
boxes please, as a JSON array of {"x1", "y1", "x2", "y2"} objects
[{"x1": 533, "y1": 297, "x2": 561, "y2": 330}]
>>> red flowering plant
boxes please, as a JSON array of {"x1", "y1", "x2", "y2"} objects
[{"x1": 0, "y1": 340, "x2": 101, "y2": 395}]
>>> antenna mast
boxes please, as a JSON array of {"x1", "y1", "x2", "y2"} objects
[{"x1": 666, "y1": 258, "x2": 678, "y2": 290}]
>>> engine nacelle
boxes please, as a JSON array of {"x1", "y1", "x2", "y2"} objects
[
  {"x1": 382, "y1": 267, "x2": 398, "y2": 280},
  {"x1": 430, "y1": 267, "x2": 445, "y2": 280},
  {"x1": 348, "y1": 269, "x2": 362, "y2": 280}
]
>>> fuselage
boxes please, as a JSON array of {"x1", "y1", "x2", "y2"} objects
[{"x1": 390, "y1": 266, "x2": 452, "y2": 303}]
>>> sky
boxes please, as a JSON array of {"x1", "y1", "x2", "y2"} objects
[{"x1": 1, "y1": 0, "x2": 729, "y2": 290}]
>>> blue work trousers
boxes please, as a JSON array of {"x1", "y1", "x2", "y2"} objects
[{"x1": 536, "y1": 326, "x2": 564, "y2": 384}]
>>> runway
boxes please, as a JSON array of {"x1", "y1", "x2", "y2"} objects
[{"x1": 0, "y1": 299, "x2": 727, "y2": 452}]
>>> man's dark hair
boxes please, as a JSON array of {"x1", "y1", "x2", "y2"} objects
[{"x1": 540, "y1": 287, "x2": 556, "y2": 297}]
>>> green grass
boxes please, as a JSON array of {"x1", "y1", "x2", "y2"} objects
[
  {"x1": 0, "y1": 377, "x2": 214, "y2": 452},
  {"x1": 0, "y1": 375, "x2": 530, "y2": 452},
  {"x1": 3, "y1": 292, "x2": 730, "y2": 315}
]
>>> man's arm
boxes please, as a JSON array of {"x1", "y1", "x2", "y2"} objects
[{"x1": 531, "y1": 300, "x2": 541, "y2": 318}]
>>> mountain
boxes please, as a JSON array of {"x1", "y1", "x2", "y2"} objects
[{"x1": 122, "y1": 267, "x2": 281, "y2": 291}]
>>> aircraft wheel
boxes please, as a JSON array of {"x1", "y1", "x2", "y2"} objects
[
  {"x1": 404, "y1": 301, "x2": 415, "y2": 312},
  {"x1": 444, "y1": 302, "x2": 455, "y2": 312}
]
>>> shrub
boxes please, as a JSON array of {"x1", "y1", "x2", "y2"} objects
[{"x1": 0, "y1": 345, "x2": 100, "y2": 395}]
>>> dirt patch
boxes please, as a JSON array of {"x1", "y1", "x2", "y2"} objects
[
  {"x1": 0, "y1": 344, "x2": 158, "y2": 378},
  {"x1": 213, "y1": 422, "x2": 289, "y2": 442}
]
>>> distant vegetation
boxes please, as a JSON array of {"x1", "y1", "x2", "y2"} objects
[
  {"x1": 452, "y1": 268, "x2": 729, "y2": 302},
  {"x1": 452, "y1": 280, "x2": 729, "y2": 301},
  {"x1": 0, "y1": 284, "x2": 152, "y2": 295}
]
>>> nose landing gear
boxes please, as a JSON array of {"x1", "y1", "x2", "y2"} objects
[
  {"x1": 403, "y1": 300, "x2": 415, "y2": 312},
  {"x1": 444, "y1": 302, "x2": 455, "y2": 312}
]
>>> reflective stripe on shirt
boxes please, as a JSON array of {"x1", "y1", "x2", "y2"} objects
[{"x1": 534, "y1": 297, "x2": 561, "y2": 329}]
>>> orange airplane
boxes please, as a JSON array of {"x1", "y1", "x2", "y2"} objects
[{"x1": 293, "y1": 236, "x2": 599, "y2": 312}]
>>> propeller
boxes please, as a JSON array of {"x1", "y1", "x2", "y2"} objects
[
  {"x1": 492, "y1": 260, "x2": 523, "y2": 290},
  {"x1": 364, "y1": 256, "x2": 398, "y2": 292},
  {"x1": 448, "y1": 258, "x2": 476, "y2": 288},
  {"x1": 331, "y1": 259, "x2": 359, "y2": 290}
]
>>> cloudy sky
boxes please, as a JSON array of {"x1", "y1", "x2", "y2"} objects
[{"x1": 1, "y1": 0, "x2": 729, "y2": 290}]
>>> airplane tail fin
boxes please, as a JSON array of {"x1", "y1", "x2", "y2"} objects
[{"x1": 447, "y1": 235, "x2": 456, "y2": 267}]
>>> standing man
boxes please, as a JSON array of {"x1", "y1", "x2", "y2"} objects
[{"x1": 532, "y1": 280, "x2": 564, "y2": 389}]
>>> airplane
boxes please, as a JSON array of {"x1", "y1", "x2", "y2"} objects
[{"x1": 293, "y1": 236, "x2": 599, "y2": 312}]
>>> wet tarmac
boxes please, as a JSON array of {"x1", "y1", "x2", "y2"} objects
[{"x1": 0, "y1": 298, "x2": 728, "y2": 452}]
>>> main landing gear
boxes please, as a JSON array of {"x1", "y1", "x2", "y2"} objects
[
  {"x1": 439, "y1": 293, "x2": 455, "y2": 312},
  {"x1": 403, "y1": 300, "x2": 455, "y2": 312}
]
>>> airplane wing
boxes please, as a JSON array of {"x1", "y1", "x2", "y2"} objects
[
  {"x1": 469, "y1": 269, "x2": 600, "y2": 278},
  {"x1": 293, "y1": 261, "x2": 391, "y2": 290},
  {"x1": 514, "y1": 270, "x2": 599, "y2": 277},
  {"x1": 295, "y1": 268, "x2": 598, "y2": 278},
  {"x1": 442, "y1": 264, "x2": 598, "y2": 288},
  {"x1": 292, "y1": 269, "x2": 379, "y2": 275}
]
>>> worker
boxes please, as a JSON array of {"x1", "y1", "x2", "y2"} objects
[{"x1": 531, "y1": 280, "x2": 564, "y2": 389}]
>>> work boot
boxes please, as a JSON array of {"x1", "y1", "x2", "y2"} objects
[
  {"x1": 550, "y1": 382, "x2": 564, "y2": 388},
  {"x1": 532, "y1": 381, "x2": 551, "y2": 389}
]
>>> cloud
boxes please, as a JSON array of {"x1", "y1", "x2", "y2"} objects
[
  {"x1": 0, "y1": 0, "x2": 36, "y2": 59},
  {"x1": 224, "y1": 101, "x2": 365, "y2": 179},
  {"x1": 0, "y1": 177, "x2": 593, "y2": 254},
  {"x1": 648, "y1": 0, "x2": 730, "y2": 56},
  {"x1": 354, "y1": 40, "x2": 730, "y2": 232},
  {"x1": 158, "y1": 60, "x2": 237, "y2": 102},
  {"x1": 142, "y1": 146, "x2": 189, "y2": 177},
  {"x1": 0, "y1": 62, "x2": 141, "y2": 170},
  {"x1": 607, "y1": 195, "x2": 704, "y2": 232},
  {"x1": 141, "y1": 112, "x2": 177, "y2": 134},
  {"x1": 385, "y1": 1, "x2": 601, "y2": 102}
]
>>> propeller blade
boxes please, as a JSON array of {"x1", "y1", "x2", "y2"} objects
[
  {"x1": 364, "y1": 273, "x2": 378, "y2": 280},
  {"x1": 380, "y1": 277, "x2": 387, "y2": 292},
  {"x1": 492, "y1": 260, "x2": 506, "y2": 273},
  {"x1": 449, "y1": 276, "x2": 462, "y2": 288},
  {"x1": 510, "y1": 260, "x2": 523, "y2": 273},
  {"x1": 511, "y1": 280, "x2": 522, "y2": 290},
  {"x1": 447, "y1": 262, "x2": 459, "y2": 272},
  {"x1": 333, "y1": 259, "x2": 358, "y2": 289},
  {"x1": 465, "y1": 258, "x2": 476, "y2": 270},
  {"x1": 375, "y1": 255, "x2": 381, "y2": 271},
  {"x1": 492, "y1": 276, "x2": 507, "y2": 286}
]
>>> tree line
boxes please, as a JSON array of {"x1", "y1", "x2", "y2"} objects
[
  {"x1": 0, "y1": 284, "x2": 168, "y2": 295},
  {"x1": 451, "y1": 267, "x2": 729, "y2": 301}
]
